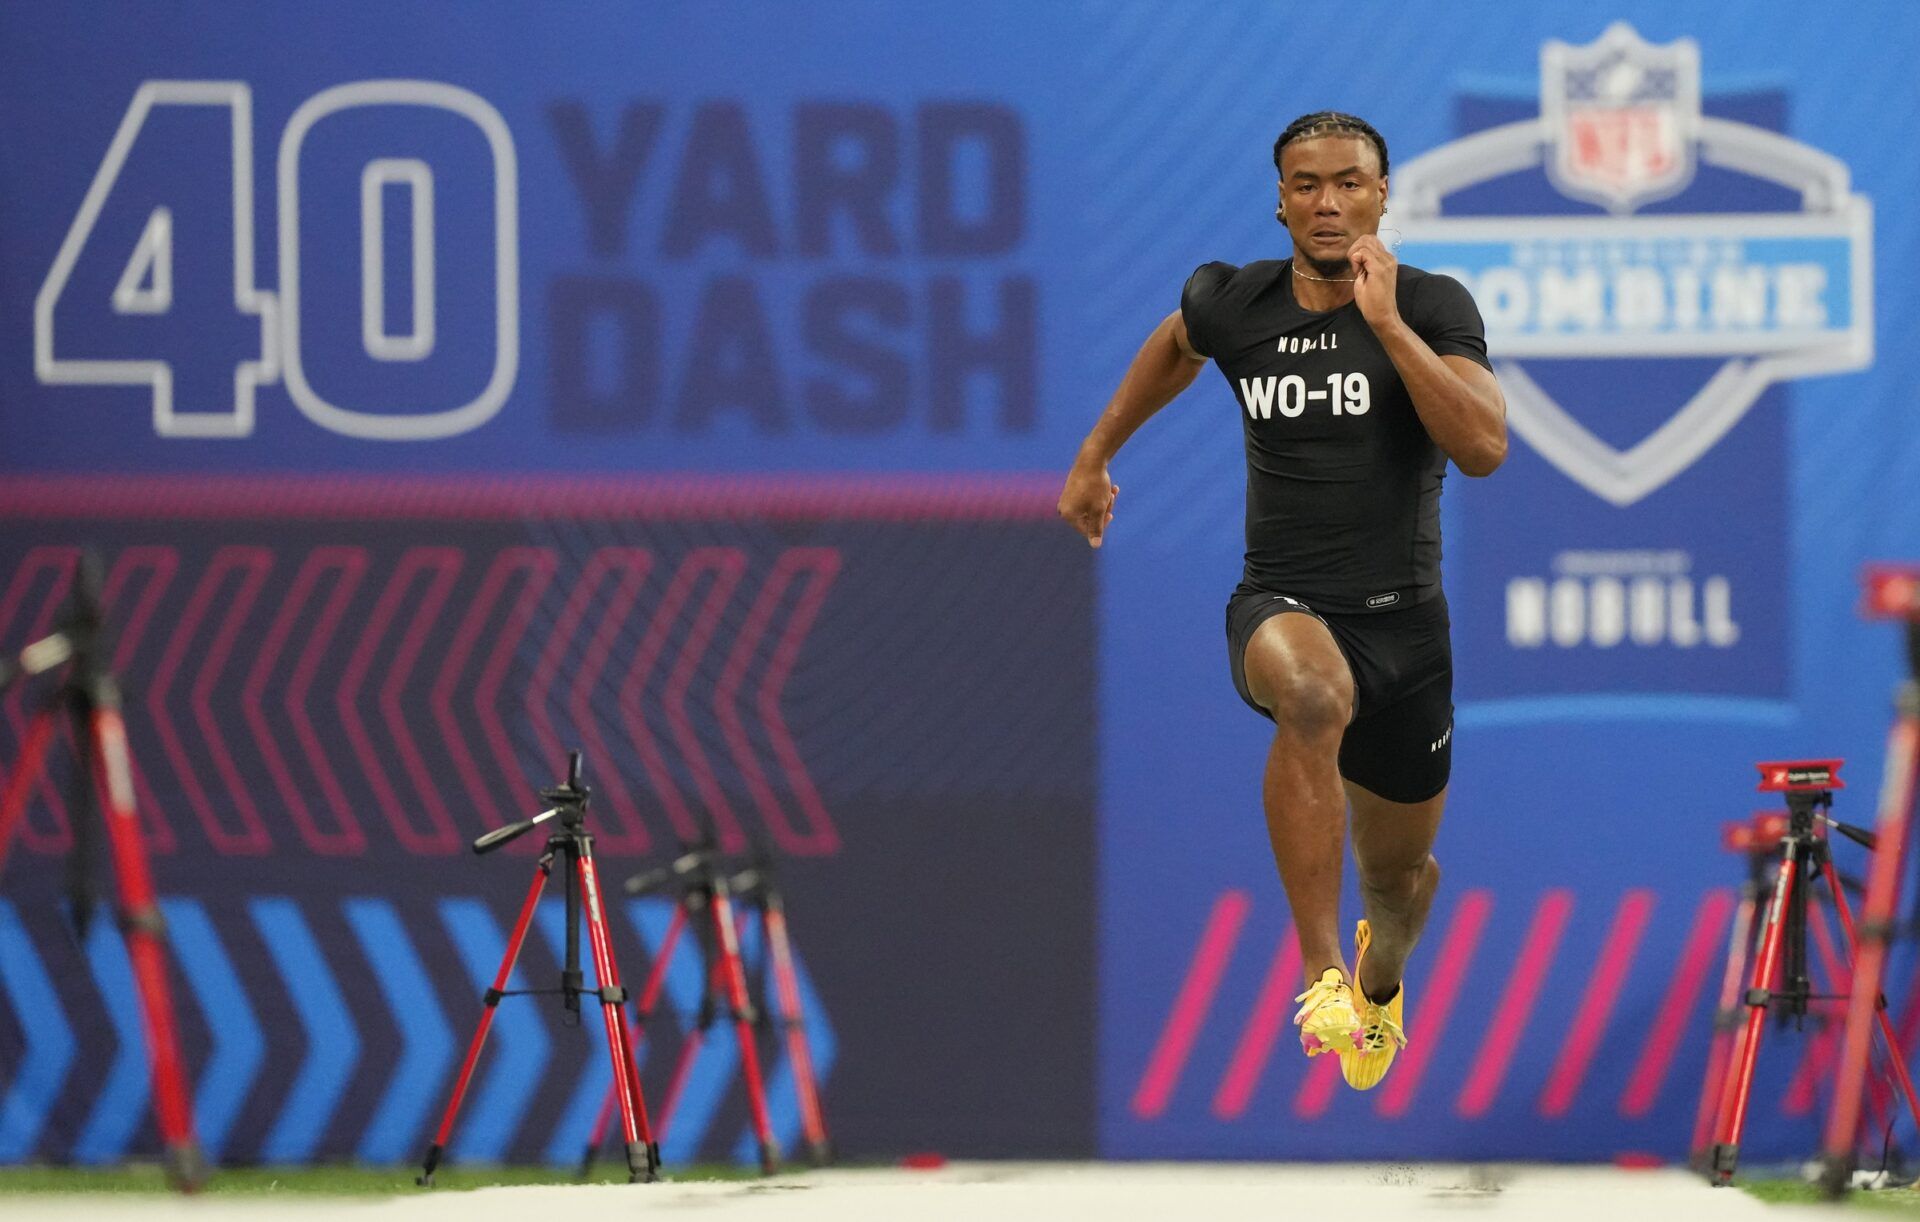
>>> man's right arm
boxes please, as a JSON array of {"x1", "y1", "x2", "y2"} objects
[{"x1": 1057, "y1": 309, "x2": 1209, "y2": 548}]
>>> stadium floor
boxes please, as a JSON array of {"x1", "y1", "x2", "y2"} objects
[{"x1": 0, "y1": 1162, "x2": 1860, "y2": 1219}]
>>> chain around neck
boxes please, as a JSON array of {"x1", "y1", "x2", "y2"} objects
[{"x1": 1290, "y1": 259, "x2": 1357, "y2": 284}]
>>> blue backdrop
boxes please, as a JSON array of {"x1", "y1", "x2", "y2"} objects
[{"x1": 4, "y1": 0, "x2": 1920, "y2": 1167}]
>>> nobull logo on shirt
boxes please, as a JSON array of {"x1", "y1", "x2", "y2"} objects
[
  {"x1": 1392, "y1": 24, "x2": 1872, "y2": 704},
  {"x1": 1277, "y1": 333, "x2": 1340, "y2": 354}
]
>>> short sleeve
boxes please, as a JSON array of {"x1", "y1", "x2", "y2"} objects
[
  {"x1": 1181, "y1": 262, "x2": 1235, "y2": 359},
  {"x1": 1412, "y1": 273, "x2": 1492, "y2": 370}
]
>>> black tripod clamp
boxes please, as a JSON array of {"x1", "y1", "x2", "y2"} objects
[
  {"x1": 726, "y1": 842, "x2": 778, "y2": 906},
  {"x1": 472, "y1": 750, "x2": 591, "y2": 855},
  {"x1": 622, "y1": 838, "x2": 719, "y2": 898}
]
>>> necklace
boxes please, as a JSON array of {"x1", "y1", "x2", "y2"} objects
[{"x1": 1290, "y1": 260, "x2": 1357, "y2": 284}]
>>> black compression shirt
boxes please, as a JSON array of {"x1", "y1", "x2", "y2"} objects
[{"x1": 1181, "y1": 259, "x2": 1491, "y2": 613}]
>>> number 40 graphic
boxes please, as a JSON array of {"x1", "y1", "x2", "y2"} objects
[{"x1": 33, "y1": 80, "x2": 520, "y2": 440}]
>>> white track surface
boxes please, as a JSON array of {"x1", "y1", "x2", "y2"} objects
[{"x1": 0, "y1": 1163, "x2": 1858, "y2": 1220}]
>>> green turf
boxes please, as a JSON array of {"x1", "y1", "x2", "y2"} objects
[
  {"x1": 0, "y1": 1163, "x2": 765, "y2": 1196},
  {"x1": 1743, "y1": 1179, "x2": 1920, "y2": 1209}
]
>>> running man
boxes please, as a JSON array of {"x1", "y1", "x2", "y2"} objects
[{"x1": 1058, "y1": 112, "x2": 1506, "y2": 1090}]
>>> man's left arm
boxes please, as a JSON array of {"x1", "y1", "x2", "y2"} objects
[{"x1": 1350, "y1": 236, "x2": 1507, "y2": 477}]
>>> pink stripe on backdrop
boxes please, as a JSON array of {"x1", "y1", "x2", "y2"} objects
[
  {"x1": 429, "y1": 548, "x2": 547, "y2": 834},
  {"x1": 1294, "y1": 1050, "x2": 1343, "y2": 1118},
  {"x1": 1456, "y1": 889, "x2": 1575, "y2": 1118},
  {"x1": 375, "y1": 549, "x2": 468, "y2": 854},
  {"x1": 1378, "y1": 889, "x2": 1495, "y2": 1118},
  {"x1": 0, "y1": 473, "x2": 1064, "y2": 521},
  {"x1": 1131, "y1": 890, "x2": 1252, "y2": 1119},
  {"x1": 1619, "y1": 888, "x2": 1736, "y2": 1117},
  {"x1": 717, "y1": 548, "x2": 844, "y2": 855},
  {"x1": 1539, "y1": 889, "x2": 1657, "y2": 1116},
  {"x1": 559, "y1": 549, "x2": 656, "y2": 855},
  {"x1": 1211, "y1": 930, "x2": 1301, "y2": 1119}
]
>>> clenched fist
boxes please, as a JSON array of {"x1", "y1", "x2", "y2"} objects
[{"x1": 1348, "y1": 234, "x2": 1401, "y2": 330}]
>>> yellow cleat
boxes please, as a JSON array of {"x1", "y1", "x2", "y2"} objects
[
  {"x1": 1342, "y1": 919, "x2": 1407, "y2": 1090},
  {"x1": 1292, "y1": 967, "x2": 1361, "y2": 1057}
]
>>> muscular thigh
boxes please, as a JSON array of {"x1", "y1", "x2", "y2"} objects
[{"x1": 1240, "y1": 609, "x2": 1355, "y2": 728}]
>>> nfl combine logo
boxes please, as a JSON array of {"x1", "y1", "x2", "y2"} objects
[
  {"x1": 1394, "y1": 24, "x2": 1873, "y2": 700},
  {"x1": 1397, "y1": 22, "x2": 1871, "y2": 508}
]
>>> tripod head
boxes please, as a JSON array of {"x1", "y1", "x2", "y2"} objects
[
  {"x1": 1758, "y1": 759, "x2": 1845, "y2": 796},
  {"x1": 0, "y1": 551, "x2": 106, "y2": 695},
  {"x1": 1757, "y1": 759, "x2": 1842, "y2": 836},
  {"x1": 1723, "y1": 811, "x2": 1792, "y2": 854},
  {"x1": 727, "y1": 836, "x2": 782, "y2": 904},
  {"x1": 620, "y1": 794, "x2": 747, "y2": 898},
  {"x1": 473, "y1": 749, "x2": 592, "y2": 854},
  {"x1": 623, "y1": 833, "x2": 720, "y2": 897},
  {"x1": 1862, "y1": 565, "x2": 1920, "y2": 682},
  {"x1": 1753, "y1": 759, "x2": 1881, "y2": 851}
]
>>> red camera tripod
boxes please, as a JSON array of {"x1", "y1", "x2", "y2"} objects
[
  {"x1": 1706, "y1": 759, "x2": 1920, "y2": 1185},
  {"x1": 729, "y1": 847, "x2": 833, "y2": 1166},
  {"x1": 576, "y1": 835, "x2": 781, "y2": 1175},
  {"x1": 417, "y1": 750, "x2": 658, "y2": 1186},
  {"x1": 1812, "y1": 567, "x2": 1920, "y2": 1194},
  {"x1": 0, "y1": 552, "x2": 203, "y2": 1191}
]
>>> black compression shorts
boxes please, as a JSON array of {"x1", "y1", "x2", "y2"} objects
[{"x1": 1225, "y1": 586, "x2": 1454, "y2": 804}]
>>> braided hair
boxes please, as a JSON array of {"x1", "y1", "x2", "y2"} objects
[{"x1": 1273, "y1": 111, "x2": 1389, "y2": 178}]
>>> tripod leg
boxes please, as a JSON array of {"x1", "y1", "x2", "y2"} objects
[
  {"x1": 577, "y1": 852, "x2": 658, "y2": 1183},
  {"x1": 582, "y1": 906, "x2": 683, "y2": 1176},
  {"x1": 614, "y1": 1014, "x2": 660, "y2": 1175},
  {"x1": 1819, "y1": 708, "x2": 1920, "y2": 1199},
  {"x1": 1821, "y1": 856, "x2": 1920, "y2": 1137},
  {"x1": 1778, "y1": 897, "x2": 1858, "y2": 1116},
  {"x1": 1711, "y1": 847, "x2": 1800, "y2": 1185},
  {"x1": 418, "y1": 863, "x2": 550, "y2": 1187},
  {"x1": 0, "y1": 709, "x2": 58, "y2": 878},
  {"x1": 711, "y1": 889, "x2": 779, "y2": 1174},
  {"x1": 1692, "y1": 881, "x2": 1761, "y2": 1168},
  {"x1": 90, "y1": 708, "x2": 205, "y2": 1191},
  {"x1": 608, "y1": 1000, "x2": 659, "y2": 1179},
  {"x1": 765, "y1": 903, "x2": 831, "y2": 1165}
]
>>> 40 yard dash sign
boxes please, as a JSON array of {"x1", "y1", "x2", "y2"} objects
[{"x1": 35, "y1": 80, "x2": 518, "y2": 441}]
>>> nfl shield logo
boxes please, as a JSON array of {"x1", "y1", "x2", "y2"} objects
[
  {"x1": 1388, "y1": 21, "x2": 1873, "y2": 704},
  {"x1": 1542, "y1": 22, "x2": 1700, "y2": 213}
]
